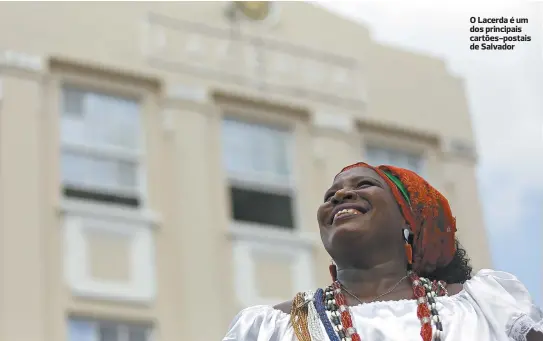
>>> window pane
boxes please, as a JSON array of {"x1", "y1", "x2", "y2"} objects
[
  {"x1": 63, "y1": 88, "x2": 85, "y2": 117},
  {"x1": 61, "y1": 151, "x2": 138, "y2": 191},
  {"x1": 68, "y1": 319, "x2": 151, "y2": 341},
  {"x1": 61, "y1": 151, "x2": 88, "y2": 185},
  {"x1": 253, "y1": 126, "x2": 290, "y2": 176},
  {"x1": 61, "y1": 116, "x2": 86, "y2": 145},
  {"x1": 365, "y1": 147, "x2": 388, "y2": 166},
  {"x1": 271, "y1": 134, "x2": 290, "y2": 176},
  {"x1": 251, "y1": 128, "x2": 270, "y2": 174},
  {"x1": 222, "y1": 119, "x2": 253, "y2": 174},
  {"x1": 128, "y1": 326, "x2": 149, "y2": 341},
  {"x1": 365, "y1": 146, "x2": 422, "y2": 174},
  {"x1": 117, "y1": 160, "x2": 138, "y2": 188},
  {"x1": 230, "y1": 186, "x2": 294, "y2": 228},
  {"x1": 68, "y1": 320, "x2": 96, "y2": 341},
  {"x1": 98, "y1": 322, "x2": 118, "y2": 341},
  {"x1": 86, "y1": 93, "x2": 140, "y2": 150},
  {"x1": 222, "y1": 119, "x2": 291, "y2": 178},
  {"x1": 61, "y1": 87, "x2": 140, "y2": 150},
  {"x1": 88, "y1": 156, "x2": 121, "y2": 188},
  {"x1": 390, "y1": 151, "x2": 408, "y2": 168}
]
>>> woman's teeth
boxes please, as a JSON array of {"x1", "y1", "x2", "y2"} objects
[{"x1": 334, "y1": 208, "x2": 361, "y2": 221}]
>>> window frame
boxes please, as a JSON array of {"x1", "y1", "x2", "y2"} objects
[
  {"x1": 358, "y1": 121, "x2": 442, "y2": 180},
  {"x1": 221, "y1": 114, "x2": 299, "y2": 231},
  {"x1": 49, "y1": 60, "x2": 160, "y2": 309},
  {"x1": 57, "y1": 76, "x2": 149, "y2": 210},
  {"x1": 215, "y1": 96, "x2": 316, "y2": 307}
]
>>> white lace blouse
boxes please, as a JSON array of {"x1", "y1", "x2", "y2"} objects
[{"x1": 223, "y1": 270, "x2": 543, "y2": 341}]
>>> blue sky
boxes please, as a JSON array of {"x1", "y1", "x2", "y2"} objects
[{"x1": 321, "y1": 0, "x2": 543, "y2": 305}]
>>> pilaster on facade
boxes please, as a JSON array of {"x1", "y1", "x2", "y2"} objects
[
  {"x1": 165, "y1": 82, "x2": 210, "y2": 104},
  {"x1": 0, "y1": 49, "x2": 44, "y2": 73},
  {"x1": 311, "y1": 110, "x2": 357, "y2": 134},
  {"x1": 161, "y1": 82, "x2": 218, "y2": 134},
  {"x1": 0, "y1": 50, "x2": 49, "y2": 341},
  {"x1": 310, "y1": 109, "x2": 359, "y2": 163}
]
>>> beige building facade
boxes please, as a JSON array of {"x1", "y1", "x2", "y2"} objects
[{"x1": 0, "y1": 2, "x2": 491, "y2": 341}]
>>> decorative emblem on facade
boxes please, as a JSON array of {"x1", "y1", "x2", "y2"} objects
[{"x1": 234, "y1": 1, "x2": 272, "y2": 21}]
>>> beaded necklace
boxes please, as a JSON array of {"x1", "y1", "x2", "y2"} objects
[
  {"x1": 308, "y1": 271, "x2": 448, "y2": 341},
  {"x1": 314, "y1": 288, "x2": 341, "y2": 341}
]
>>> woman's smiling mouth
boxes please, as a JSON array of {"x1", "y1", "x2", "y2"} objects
[
  {"x1": 329, "y1": 202, "x2": 371, "y2": 225},
  {"x1": 333, "y1": 208, "x2": 362, "y2": 223}
]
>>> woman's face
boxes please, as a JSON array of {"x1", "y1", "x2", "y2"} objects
[{"x1": 317, "y1": 166, "x2": 405, "y2": 261}]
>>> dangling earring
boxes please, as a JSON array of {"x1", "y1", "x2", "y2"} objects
[
  {"x1": 329, "y1": 259, "x2": 338, "y2": 282},
  {"x1": 403, "y1": 228, "x2": 413, "y2": 270}
]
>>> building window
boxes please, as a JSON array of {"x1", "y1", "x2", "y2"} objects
[
  {"x1": 68, "y1": 318, "x2": 152, "y2": 341},
  {"x1": 222, "y1": 118, "x2": 295, "y2": 229},
  {"x1": 60, "y1": 86, "x2": 143, "y2": 207},
  {"x1": 365, "y1": 146, "x2": 423, "y2": 174}
]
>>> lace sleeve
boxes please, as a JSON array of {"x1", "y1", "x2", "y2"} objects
[{"x1": 507, "y1": 312, "x2": 543, "y2": 341}]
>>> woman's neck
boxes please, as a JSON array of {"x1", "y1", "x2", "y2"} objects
[{"x1": 335, "y1": 260, "x2": 411, "y2": 301}]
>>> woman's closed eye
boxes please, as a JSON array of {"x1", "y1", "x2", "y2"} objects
[{"x1": 356, "y1": 180, "x2": 375, "y2": 189}]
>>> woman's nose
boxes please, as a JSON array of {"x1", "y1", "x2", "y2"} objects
[{"x1": 331, "y1": 188, "x2": 356, "y2": 205}]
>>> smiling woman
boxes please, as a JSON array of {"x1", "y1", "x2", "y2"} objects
[{"x1": 222, "y1": 162, "x2": 543, "y2": 341}]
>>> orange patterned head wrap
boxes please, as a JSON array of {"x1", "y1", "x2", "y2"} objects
[{"x1": 338, "y1": 162, "x2": 457, "y2": 274}]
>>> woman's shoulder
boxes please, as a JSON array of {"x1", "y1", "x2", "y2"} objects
[
  {"x1": 473, "y1": 268, "x2": 524, "y2": 280},
  {"x1": 273, "y1": 300, "x2": 293, "y2": 314},
  {"x1": 464, "y1": 269, "x2": 531, "y2": 300},
  {"x1": 234, "y1": 304, "x2": 290, "y2": 319},
  {"x1": 467, "y1": 268, "x2": 532, "y2": 296}
]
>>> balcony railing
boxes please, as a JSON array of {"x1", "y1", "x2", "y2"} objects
[{"x1": 143, "y1": 12, "x2": 366, "y2": 108}]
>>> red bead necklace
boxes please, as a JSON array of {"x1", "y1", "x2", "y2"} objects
[{"x1": 323, "y1": 272, "x2": 447, "y2": 341}]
